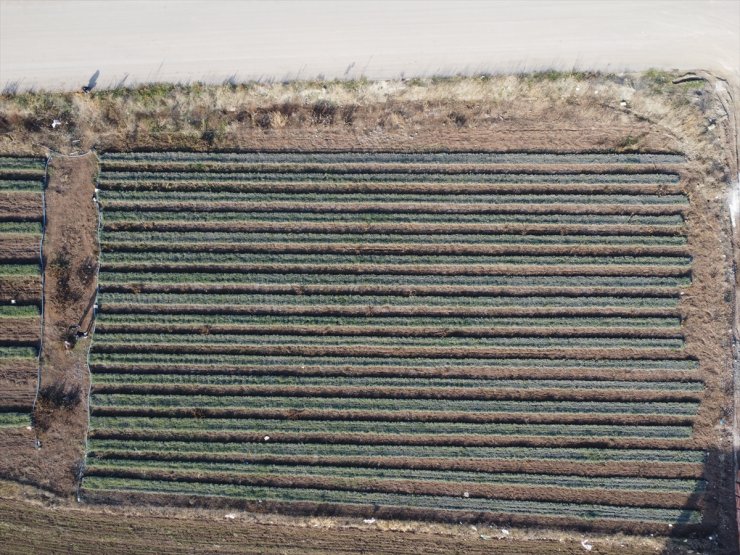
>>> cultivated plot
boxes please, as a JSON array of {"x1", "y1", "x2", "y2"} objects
[{"x1": 79, "y1": 151, "x2": 721, "y2": 534}]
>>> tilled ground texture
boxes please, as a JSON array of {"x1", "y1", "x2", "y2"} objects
[{"x1": 78, "y1": 149, "x2": 736, "y2": 550}]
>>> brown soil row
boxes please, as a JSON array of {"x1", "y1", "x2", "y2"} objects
[
  {"x1": 100, "y1": 179, "x2": 681, "y2": 196},
  {"x1": 105, "y1": 219, "x2": 687, "y2": 237},
  {"x1": 0, "y1": 169, "x2": 45, "y2": 180},
  {"x1": 88, "y1": 449, "x2": 705, "y2": 479},
  {"x1": 89, "y1": 362, "x2": 701, "y2": 383},
  {"x1": 89, "y1": 382, "x2": 700, "y2": 402},
  {"x1": 90, "y1": 405, "x2": 694, "y2": 427},
  {"x1": 0, "y1": 317, "x2": 40, "y2": 346},
  {"x1": 0, "y1": 276, "x2": 41, "y2": 304},
  {"x1": 99, "y1": 161, "x2": 684, "y2": 176},
  {"x1": 100, "y1": 282, "x2": 682, "y2": 298},
  {"x1": 104, "y1": 200, "x2": 688, "y2": 216},
  {"x1": 83, "y1": 465, "x2": 702, "y2": 510},
  {"x1": 0, "y1": 495, "x2": 685, "y2": 555},
  {"x1": 0, "y1": 192, "x2": 42, "y2": 221},
  {"x1": 92, "y1": 342, "x2": 689, "y2": 361},
  {"x1": 79, "y1": 489, "x2": 709, "y2": 539},
  {"x1": 95, "y1": 322, "x2": 685, "y2": 339},
  {"x1": 87, "y1": 429, "x2": 698, "y2": 451},
  {"x1": 103, "y1": 241, "x2": 690, "y2": 257},
  {"x1": 101, "y1": 303, "x2": 681, "y2": 318},
  {"x1": 0, "y1": 235, "x2": 40, "y2": 262},
  {"x1": 0, "y1": 359, "x2": 37, "y2": 410},
  {"x1": 101, "y1": 261, "x2": 691, "y2": 277},
  {"x1": 0, "y1": 389, "x2": 35, "y2": 410}
]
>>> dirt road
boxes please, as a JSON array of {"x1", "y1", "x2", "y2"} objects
[{"x1": 1, "y1": 0, "x2": 738, "y2": 91}]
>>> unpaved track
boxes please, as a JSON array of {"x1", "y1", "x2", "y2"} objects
[{"x1": 0, "y1": 0, "x2": 738, "y2": 90}]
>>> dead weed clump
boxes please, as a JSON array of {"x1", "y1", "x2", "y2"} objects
[{"x1": 33, "y1": 380, "x2": 82, "y2": 431}]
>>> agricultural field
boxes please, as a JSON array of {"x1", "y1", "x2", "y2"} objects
[
  {"x1": 0, "y1": 72, "x2": 736, "y2": 554},
  {"x1": 0, "y1": 156, "x2": 44, "y2": 428},
  {"x1": 77, "y1": 150, "x2": 723, "y2": 536}
]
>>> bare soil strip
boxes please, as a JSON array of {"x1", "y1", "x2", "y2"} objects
[
  {"x1": 0, "y1": 317, "x2": 40, "y2": 346},
  {"x1": 90, "y1": 406, "x2": 693, "y2": 427},
  {"x1": 0, "y1": 235, "x2": 40, "y2": 262},
  {"x1": 98, "y1": 161, "x2": 684, "y2": 175},
  {"x1": 0, "y1": 192, "x2": 42, "y2": 221},
  {"x1": 100, "y1": 181, "x2": 682, "y2": 195},
  {"x1": 95, "y1": 323, "x2": 683, "y2": 339},
  {"x1": 87, "y1": 429, "x2": 698, "y2": 450},
  {"x1": 87, "y1": 449, "x2": 704, "y2": 479},
  {"x1": 90, "y1": 343, "x2": 689, "y2": 361},
  {"x1": 0, "y1": 493, "x2": 673, "y2": 555},
  {"x1": 0, "y1": 276, "x2": 41, "y2": 304}
]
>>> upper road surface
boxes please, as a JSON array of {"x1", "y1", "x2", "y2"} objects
[{"x1": 1, "y1": 0, "x2": 739, "y2": 91}]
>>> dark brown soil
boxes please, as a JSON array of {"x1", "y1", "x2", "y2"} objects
[
  {"x1": 0, "y1": 359, "x2": 37, "y2": 410},
  {"x1": 0, "y1": 276, "x2": 41, "y2": 303},
  {"x1": 0, "y1": 192, "x2": 42, "y2": 221},
  {"x1": 0, "y1": 235, "x2": 40, "y2": 262}
]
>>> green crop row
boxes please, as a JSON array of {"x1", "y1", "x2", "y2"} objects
[
  {"x1": 97, "y1": 291, "x2": 682, "y2": 311},
  {"x1": 0, "y1": 180, "x2": 44, "y2": 192},
  {"x1": 0, "y1": 264, "x2": 40, "y2": 276},
  {"x1": 0, "y1": 305, "x2": 39, "y2": 317},
  {"x1": 0, "y1": 222, "x2": 42, "y2": 234},
  {"x1": 0, "y1": 412, "x2": 30, "y2": 427},
  {"x1": 100, "y1": 152, "x2": 686, "y2": 165},
  {"x1": 96, "y1": 313, "x2": 680, "y2": 329},
  {"x1": 0, "y1": 346, "x2": 37, "y2": 358},
  {"x1": 88, "y1": 354, "x2": 699, "y2": 370},
  {"x1": 101, "y1": 210, "x2": 685, "y2": 226},
  {"x1": 80, "y1": 477, "x2": 700, "y2": 523},
  {"x1": 100, "y1": 231, "x2": 688, "y2": 247},
  {"x1": 90, "y1": 416, "x2": 693, "y2": 438},
  {"x1": 86, "y1": 439, "x2": 706, "y2": 463},
  {"x1": 95, "y1": 314, "x2": 681, "y2": 329},
  {"x1": 90, "y1": 374, "x2": 704, "y2": 391},
  {"x1": 98, "y1": 171, "x2": 681, "y2": 184},
  {"x1": 100, "y1": 251, "x2": 692, "y2": 267},
  {"x1": 91, "y1": 393, "x2": 699, "y2": 416},
  {"x1": 99, "y1": 191, "x2": 689, "y2": 205},
  {"x1": 85, "y1": 459, "x2": 703, "y2": 493},
  {"x1": 0, "y1": 157, "x2": 46, "y2": 170}
]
